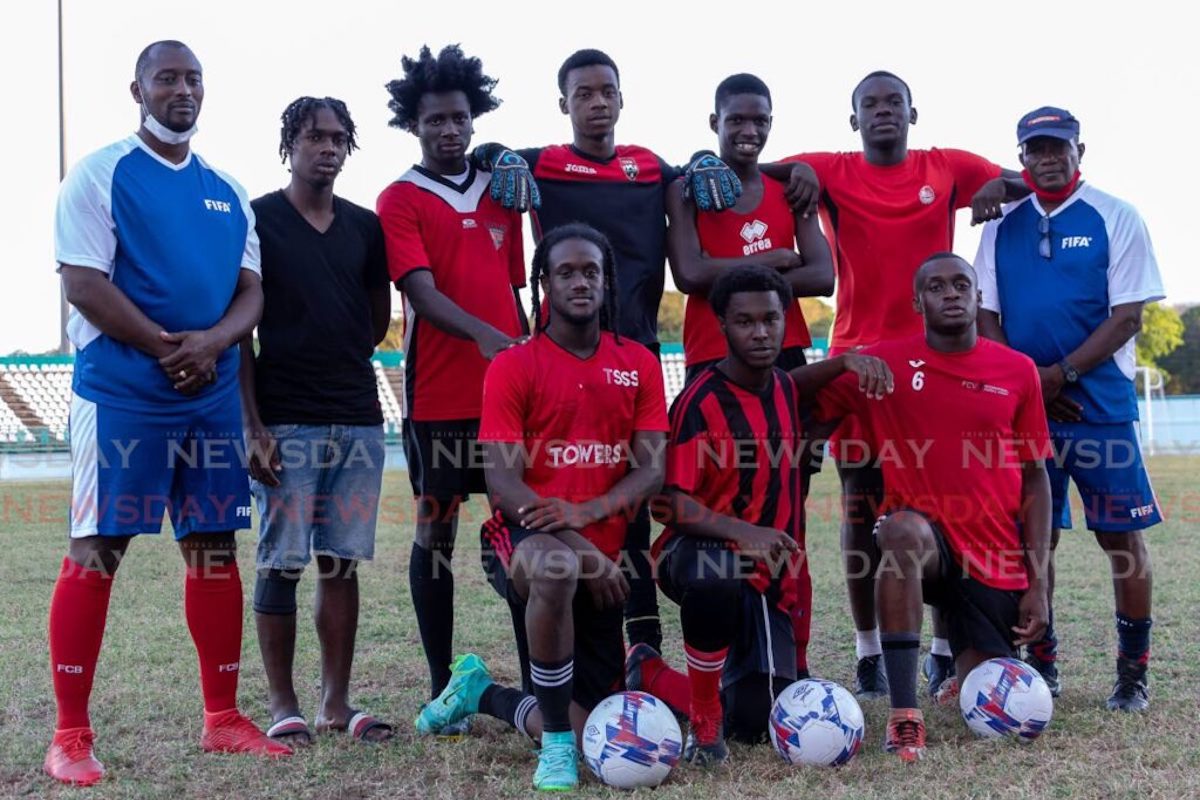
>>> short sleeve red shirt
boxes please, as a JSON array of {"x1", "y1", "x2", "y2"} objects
[
  {"x1": 785, "y1": 149, "x2": 1001, "y2": 349},
  {"x1": 376, "y1": 166, "x2": 526, "y2": 421},
  {"x1": 815, "y1": 335, "x2": 1050, "y2": 590},
  {"x1": 685, "y1": 175, "x2": 812, "y2": 365},
  {"x1": 479, "y1": 332, "x2": 669, "y2": 559}
]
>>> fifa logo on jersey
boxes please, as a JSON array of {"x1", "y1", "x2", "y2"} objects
[
  {"x1": 740, "y1": 220, "x2": 772, "y2": 255},
  {"x1": 603, "y1": 368, "x2": 640, "y2": 387},
  {"x1": 1131, "y1": 503, "x2": 1156, "y2": 518},
  {"x1": 1061, "y1": 236, "x2": 1093, "y2": 249},
  {"x1": 236, "y1": 505, "x2": 252, "y2": 518},
  {"x1": 619, "y1": 157, "x2": 639, "y2": 181},
  {"x1": 203, "y1": 199, "x2": 232, "y2": 213}
]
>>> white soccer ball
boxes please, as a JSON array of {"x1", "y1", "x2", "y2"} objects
[
  {"x1": 581, "y1": 691, "x2": 682, "y2": 789},
  {"x1": 959, "y1": 657, "x2": 1053, "y2": 740},
  {"x1": 769, "y1": 678, "x2": 865, "y2": 767}
]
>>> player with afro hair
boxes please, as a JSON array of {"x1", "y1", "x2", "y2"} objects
[{"x1": 385, "y1": 44, "x2": 501, "y2": 132}]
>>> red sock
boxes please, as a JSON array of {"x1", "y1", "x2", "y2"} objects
[
  {"x1": 184, "y1": 561, "x2": 243, "y2": 713},
  {"x1": 684, "y1": 643, "x2": 728, "y2": 713},
  {"x1": 640, "y1": 656, "x2": 690, "y2": 713},
  {"x1": 49, "y1": 556, "x2": 115, "y2": 730}
]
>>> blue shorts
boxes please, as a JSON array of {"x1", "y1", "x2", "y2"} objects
[
  {"x1": 1048, "y1": 421, "x2": 1161, "y2": 532},
  {"x1": 68, "y1": 392, "x2": 252, "y2": 539},
  {"x1": 253, "y1": 424, "x2": 385, "y2": 570}
]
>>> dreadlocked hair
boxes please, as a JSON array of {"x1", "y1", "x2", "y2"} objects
[
  {"x1": 530, "y1": 223, "x2": 621, "y2": 340},
  {"x1": 278, "y1": 96, "x2": 358, "y2": 164},
  {"x1": 385, "y1": 44, "x2": 500, "y2": 131}
]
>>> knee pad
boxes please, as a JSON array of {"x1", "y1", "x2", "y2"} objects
[{"x1": 253, "y1": 568, "x2": 301, "y2": 615}]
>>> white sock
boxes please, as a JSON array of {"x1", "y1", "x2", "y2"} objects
[
  {"x1": 931, "y1": 637, "x2": 952, "y2": 658},
  {"x1": 855, "y1": 629, "x2": 882, "y2": 659}
]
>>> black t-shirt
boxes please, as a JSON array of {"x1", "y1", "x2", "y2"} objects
[
  {"x1": 521, "y1": 144, "x2": 678, "y2": 350},
  {"x1": 250, "y1": 190, "x2": 390, "y2": 425}
]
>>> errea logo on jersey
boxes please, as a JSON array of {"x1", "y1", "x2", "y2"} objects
[
  {"x1": 1061, "y1": 236, "x2": 1093, "y2": 249},
  {"x1": 740, "y1": 220, "x2": 773, "y2": 255},
  {"x1": 204, "y1": 199, "x2": 232, "y2": 213}
]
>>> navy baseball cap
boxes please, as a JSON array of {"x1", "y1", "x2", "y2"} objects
[{"x1": 1017, "y1": 106, "x2": 1080, "y2": 144}]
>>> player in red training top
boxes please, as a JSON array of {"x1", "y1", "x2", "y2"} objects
[
  {"x1": 668, "y1": 73, "x2": 834, "y2": 381},
  {"x1": 375, "y1": 45, "x2": 529, "y2": 730},
  {"x1": 815, "y1": 252, "x2": 1052, "y2": 762},
  {"x1": 627, "y1": 264, "x2": 890, "y2": 766},
  {"x1": 769, "y1": 70, "x2": 1030, "y2": 698},
  {"x1": 413, "y1": 223, "x2": 669, "y2": 792}
]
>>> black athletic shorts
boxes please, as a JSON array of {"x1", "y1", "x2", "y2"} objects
[
  {"x1": 875, "y1": 511, "x2": 1022, "y2": 660},
  {"x1": 480, "y1": 511, "x2": 625, "y2": 710},
  {"x1": 657, "y1": 537, "x2": 799, "y2": 689},
  {"x1": 403, "y1": 418, "x2": 487, "y2": 500}
]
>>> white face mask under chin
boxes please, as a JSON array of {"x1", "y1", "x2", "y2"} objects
[{"x1": 141, "y1": 107, "x2": 198, "y2": 145}]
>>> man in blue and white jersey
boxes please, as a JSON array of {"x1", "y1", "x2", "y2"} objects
[
  {"x1": 975, "y1": 106, "x2": 1165, "y2": 714},
  {"x1": 43, "y1": 40, "x2": 288, "y2": 788}
]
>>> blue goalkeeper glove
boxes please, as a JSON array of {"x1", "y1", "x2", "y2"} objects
[
  {"x1": 682, "y1": 152, "x2": 741, "y2": 212},
  {"x1": 474, "y1": 144, "x2": 540, "y2": 212}
]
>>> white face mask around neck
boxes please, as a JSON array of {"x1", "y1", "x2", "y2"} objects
[{"x1": 141, "y1": 105, "x2": 198, "y2": 145}]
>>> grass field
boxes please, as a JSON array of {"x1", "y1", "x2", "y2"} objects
[{"x1": 1, "y1": 458, "x2": 1198, "y2": 799}]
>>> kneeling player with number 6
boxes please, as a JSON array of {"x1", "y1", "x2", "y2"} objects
[
  {"x1": 415, "y1": 224, "x2": 669, "y2": 792},
  {"x1": 814, "y1": 253, "x2": 1052, "y2": 763}
]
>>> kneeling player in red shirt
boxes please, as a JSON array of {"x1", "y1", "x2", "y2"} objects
[
  {"x1": 414, "y1": 224, "x2": 669, "y2": 792},
  {"x1": 815, "y1": 253, "x2": 1052, "y2": 762}
]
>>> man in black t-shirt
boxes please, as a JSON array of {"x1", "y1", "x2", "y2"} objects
[{"x1": 238, "y1": 97, "x2": 393, "y2": 745}]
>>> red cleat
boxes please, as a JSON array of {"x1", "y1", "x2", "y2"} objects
[
  {"x1": 44, "y1": 727, "x2": 105, "y2": 786},
  {"x1": 883, "y1": 708, "x2": 926, "y2": 763},
  {"x1": 201, "y1": 709, "x2": 293, "y2": 757}
]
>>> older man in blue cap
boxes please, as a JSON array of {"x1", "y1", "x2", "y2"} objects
[{"x1": 973, "y1": 106, "x2": 1166, "y2": 712}]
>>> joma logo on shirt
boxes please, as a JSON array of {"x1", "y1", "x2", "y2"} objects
[
  {"x1": 203, "y1": 199, "x2": 232, "y2": 213},
  {"x1": 602, "y1": 368, "x2": 639, "y2": 387},
  {"x1": 1061, "y1": 236, "x2": 1092, "y2": 248},
  {"x1": 565, "y1": 163, "x2": 598, "y2": 175}
]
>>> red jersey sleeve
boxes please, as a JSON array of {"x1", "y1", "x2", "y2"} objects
[
  {"x1": 781, "y1": 152, "x2": 840, "y2": 183},
  {"x1": 940, "y1": 149, "x2": 1003, "y2": 209},
  {"x1": 814, "y1": 370, "x2": 867, "y2": 423},
  {"x1": 633, "y1": 348, "x2": 669, "y2": 432},
  {"x1": 1013, "y1": 359, "x2": 1053, "y2": 462},
  {"x1": 478, "y1": 348, "x2": 529, "y2": 443},
  {"x1": 665, "y1": 398, "x2": 707, "y2": 494},
  {"x1": 375, "y1": 184, "x2": 430, "y2": 283},
  {"x1": 507, "y1": 211, "x2": 527, "y2": 288}
]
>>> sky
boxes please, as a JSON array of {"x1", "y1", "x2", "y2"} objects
[{"x1": 2, "y1": 0, "x2": 1196, "y2": 353}]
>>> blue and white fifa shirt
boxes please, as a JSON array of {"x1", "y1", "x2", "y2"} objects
[
  {"x1": 55, "y1": 134, "x2": 260, "y2": 412},
  {"x1": 974, "y1": 183, "x2": 1165, "y2": 423}
]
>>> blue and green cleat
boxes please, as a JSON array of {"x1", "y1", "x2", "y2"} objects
[
  {"x1": 533, "y1": 730, "x2": 578, "y2": 792},
  {"x1": 415, "y1": 653, "x2": 492, "y2": 736}
]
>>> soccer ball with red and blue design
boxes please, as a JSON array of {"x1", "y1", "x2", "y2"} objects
[
  {"x1": 582, "y1": 691, "x2": 682, "y2": 789},
  {"x1": 960, "y1": 657, "x2": 1053, "y2": 740},
  {"x1": 769, "y1": 679, "x2": 865, "y2": 767}
]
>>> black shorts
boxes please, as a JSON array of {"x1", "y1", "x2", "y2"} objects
[
  {"x1": 657, "y1": 536, "x2": 799, "y2": 690},
  {"x1": 876, "y1": 512, "x2": 1021, "y2": 659},
  {"x1": 480, "y1": 511, "x2": 625, "y2": 710},
  {"x1": 403, "y1": 418, "x2": 487, "y2": 500}
]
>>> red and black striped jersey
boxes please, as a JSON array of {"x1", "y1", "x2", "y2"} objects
[
  {"x1": 658, "y1": 365, "x2": 805, "y2": 552},
  {"x1": 520, "y1": 144, "x2": 677, "y2": 350}
]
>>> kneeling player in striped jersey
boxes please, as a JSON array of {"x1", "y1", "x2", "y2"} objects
[
  {"x1": 414, "y1": 224, "x2": 669, "y2": 791},
  {"x1": 628, "y1": 265, "x2": 890, "y2": 764}
]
